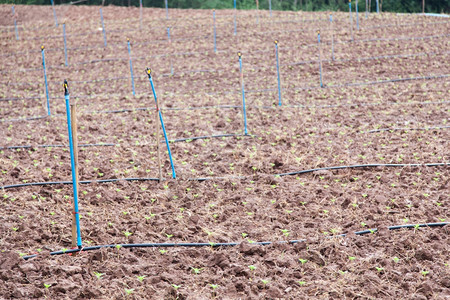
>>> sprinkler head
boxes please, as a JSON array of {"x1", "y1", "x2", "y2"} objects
[
  {"x1": 237, "y1": 52, "x2": 241, "y2": 58},
  {"x1": 274, "y1": 40, "x2": 278, "y2": 45},
  {"x1": 41, "y1": 45, "x2": 45, "y2": 51},
  {"x1": 146, "y1": 68, "x2": 152, "y2": 77},
  {"x1": 317, "y1": 30, "x2": 320, "y2": 35},
  {"x1": 127, "y1": 37, "x2": 130, "y2": 42},
  {"x1": 64, "y1": 80, "x2": 69, "y2": 95}
]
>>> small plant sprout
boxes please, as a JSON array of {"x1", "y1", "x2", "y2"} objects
[
  {"x1": 348, "y1": 256, "x2": 356, "y2": 261},
  {"x1": 159, "y1": 249, "x2": 167, "y2": 254},
  {"x1": 172, "y1": 284, "x2": 181, "y2": 290},
  {"x1": 123, "y1": 231, "x2": 133, "y2": 238},
  {"x1": 192, "y1": 267, "x2": 203, "y2": 274},
  {"x1": 414, "y1": 224, "x2": 420, "y2": 230},
  {"x1": 209, "y1": 283, "x2": 219, "y2": 290},
  {"x1": 298, "y1": 258, "x2": 307, "y2": 265},
  {"x1": 375, "y1": 267, "x2": 384, "y2": 273},
  {"x1": 281, "y1": 229, "x2": 289, "y2": 237},
  {"x1": 94, "y1": 271, "x2": 104, "y2": 279},
  {"x1": 421, "y1": 270, "x2": 430, "y2": 276},
  {"x1": 248, "y1": 265, "x2": 256, "y2": 271},
  {"x1": 393, "y1": 257, "x2": 400, "y2": 263},
  {"x1": 261, "y1": 279, "x2": 270, "y2": 285},
  {"x1": 136, "y1": 275, "x2": 146, "y2": 282},
  {"x1": 43, "y1": 283, "x2": 51, "y2": 289},
  {"x1": 125, "y1": 288, "x2": 134, "y2": 295},
  {"x1": 241, "y1": 232, "x2": 248, "y2": 238},
  {"x1": 115, "y1": 245, "x2": 122, "y2": 250},
  {"x1": 298, "y1": 281, "x2": 306, "y2": 286}
]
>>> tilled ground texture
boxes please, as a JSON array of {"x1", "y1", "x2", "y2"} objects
[{"x1": 0, "y1": 4, "x2": 449, "y2": 299}]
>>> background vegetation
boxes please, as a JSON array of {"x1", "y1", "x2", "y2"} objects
[{"x1": 2, "y1": 0, "x2": 449, "y2": 14}]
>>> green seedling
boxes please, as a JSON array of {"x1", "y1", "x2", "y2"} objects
[
  {"x1": 125, "y1": 288, "x2": 134, "y2": 295},
  {"x1": 159, "y1": 249, "x2": 167, "y2": 254},
  {"x1": 209, "y1": 284, "x2": 219, "y2": 290},
  {"x1": 421, "y1": 270, "x2": 430, "y2": 276},
  {"x1": 94, "y1": 272, "x2": 104, "y2": 279},
  {"x1": 298, "y1": 258, "x2": 307, "y2": 265},
  {"x1": 192, "y1": 267, "x2": 203, "y2": 274},
  {"x1": 393, "y1": 257, "x2": 400, "y2": 263},
  {"x1": 348, "y1": 256, "x2": 356, "y2": 261},
  {"x1": 43, "y1": 283, "x2": 51, "y2": 289},
  {"x1": 261, "y1": 279, "x2": 269, "y2": 285},
  {"x1": 298, "y1": 281, "x2": 306, "y2": 286},
  {"x1": 248, "y1": 265, "x2": 256, "y2": 271},
  {"x1": 172, "y1": 284, "x2": 181, "y2": 290},
  {"x1": 376, "y1": 267, "x2": 384, "y2": 273},
  {"x1": 123, "y1": 231, "x2": 133, "y2": 238},
  {"x1": 136, "y1": 275, "x2": 146, "y2": 282}
]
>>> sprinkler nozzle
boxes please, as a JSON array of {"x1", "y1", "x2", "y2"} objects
[
  {"x1": 237, "y1": 52, "x2": 241, "y2": 58},
  {"x1": 41, "y1": 45, "x2": 45, "y2": 51},
  {"x1": 64, "y1": 80, "x2": 69, "y2": 96},
  {"x1": 317, "y1": 30, "x2": 320, "y2": 35},
  {"x1": 146, "y1": 68, "x2": 152, "y2": 77},
  {"x1": 274, "y1": 40, "x2": 278, "y2": 45}
]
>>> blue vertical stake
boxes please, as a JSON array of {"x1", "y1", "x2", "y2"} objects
[
  {"x1": 365, "y1": 0, "x2": 368, "y2": 18},
  {"x1": 213, "y1": 10, "x2": 217, "y2": 53},
  {"x1": 63, "y1": 23, "x2": 68, "y2": 66},
  {"x1": 127, "y1": 39, "x2": 136, "y2": 96},
  {"x1": 356, "y1": 0, "x2": 360, "y2": 30},
  {"x1": 233, "y1": 0, "x2": 237, "y2": 35},
  {"x1": 100, "y1": 8, "x2": 107, "y2": 47},
  {"x1": 50, "y1": 0, "x2": 58, "y2": 27},
  {"x1": 12, "y1": 6, "x2": 19, "y2": 40},
  {"x1": 274, "y1": 40, "x2": 282, "y2": 106},
  {"x1": 317, "y1": 32, "x2": 323, "y2": 88},
  {"x1": 376, "y1": 0, "x2": 379, "y2": 13},
  {"x1": 64, "y1": 80, "x2": 82, "y2": 248},
  {"x1": 139, "y1": 0, "x2": 143, "y2": 29},
  {"x1": 41, "y1": 46, "x2": 50, "y2": 116},
  {"x1": 238, "y1": 52, "x2": 248, "y2": 135},
  {"x1": 146, "y1": 68, "x2": 176, "y2": 179}
]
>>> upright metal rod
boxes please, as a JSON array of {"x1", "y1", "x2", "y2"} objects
[
  {"x1": 317, "y1": 31, "x2": 323, "y2": 88},
  {"x1": 330, "y1": 14, "x2": 335, "y2": 61},
  {"x1": 349, "y1": 0, "x2": 354, "y2": 41},
  {"x1": 100, "y1": 8, "x2": 107, "y2": 47},
  {"x1": 274, "y1": 40, "x2": 282, "y2": 106},
  {"x1": 165, "y1": 0, "x2": 169, "y2": 19},
  {"x1": 269, "y1": 0, "x2": 272, "y2": 17},
  {"x1": 233, "y1": 0, "x2": 237, "y2": 35},
  {"x1": 41, "y1": 46, "x2": 50, "y2": 116},
  {"x1": 213, "y1": 10, "x2": 217, "y2": 53},
  {"x1": 50, "y1": 0, "x2": 58, "y2": 27},
  {"x1": 12, "y1": 6, "x2": 19, "y2": 40},
  {"x1": 167, "y1": 27, "x2": 173, "y2": 75},
  {"x1": 146, "y1": 68, "x2": 176, "y2": 179},
  {"x1": 127, "y1": 39, "x2": 135, "y2": 96},
  {"x1": 365, "y1": 0, "x2": 368, "y2": 18},
  {"x1": 139, "y1": 0, "x2": 143, "y2": 29},
  {"x1": 356, "y1": 0, "x2": 360, "y2": 30},
  {"x1": 238, "y1": 52, "x2": 248, "y2": 135},
  {"x1": 64, "y1": 80, "x2": 82, "y2": 248},
  {"x1": 376, "y1": 0, "x2": 379, "y2": 13},
  {"x1": 63, "y1": 23, "x2": 68, "y2": 66}
]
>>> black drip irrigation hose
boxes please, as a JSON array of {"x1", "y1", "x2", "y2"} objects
[
  {"x1": 1, "y1": 163, "x2": 448, "y2": 190},
  {"x1": 0, "y1": 133, "x2": 251, "y2": 152},
  {"x1": 0, "y1": 143, "x2": 116, "y2": 151},
  {"x1": 21, "y1": 222, "x2": 449, "y2": 260},
  {"x1": 368, "y1": 125, "x2": 450, "y2": 133}
]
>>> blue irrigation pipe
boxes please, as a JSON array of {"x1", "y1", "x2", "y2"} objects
[
  {"x1": 21, "y1": 222, "x2": 450, "y2": 260},
  {"x1": 274, "y1": 40, "x2": 282, "y2": 106},
  {"x1": 213, "y1": 10, "x2": 217, "y2": 54},
  {"x1": 237, "y1": 52, "x2": 248, "y2": 135},
  {"x1": 12, "y1": 6, "x2": 19, "y2": 40},
  {"x1": 167, "y1": 28, "x2": 173, "y2": 75},
  {"x1": 356, "y1": 0, "x2": 360, "y2": 30},
  {"x1": 269, "y1": 0, "x2": 272, "y2": 17},
  {"x1": 127, "y1": 39, "x2": 136, "y2": 96},
  {"x1": 317, "y1": 31, "x2": 323, "y2": 88},
  {"x1": 63, "y1": 80, "x2": 82, "y2": 248},
  {"x1": 233, "y1": 0, "x2": 237, "y2": 35},
  {"x1": 165, "y1": 0, "x2": 169, "y2": 20},
  {"x1": 330, "y1": 14, "x2": 335, "y2": 61},
  {"x1": 50, "y1": 0, "x2": 58, "y2": 27},
  {"x1": 349, "y1": 0, "x2": 354, "y2": 41},
  {"x1": 41, "y1": 46, "x2": 51, "y2": 116},
  {"x1": 146, "y1": 68, "x2": 176, "y2": 179},
  {"x1": 63, "y1": 23, "x2": 68, "y2": 66},
  {"x1": 376, "y1": 0, "x2": 379, "y2": 13},
  {"x1": 100, "y1": 8, "x2": 107, "y2": 47}
]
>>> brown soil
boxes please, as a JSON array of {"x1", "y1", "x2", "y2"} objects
[{"x1": 0, "y1": 5, "x2": 449, "y2": 299}]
